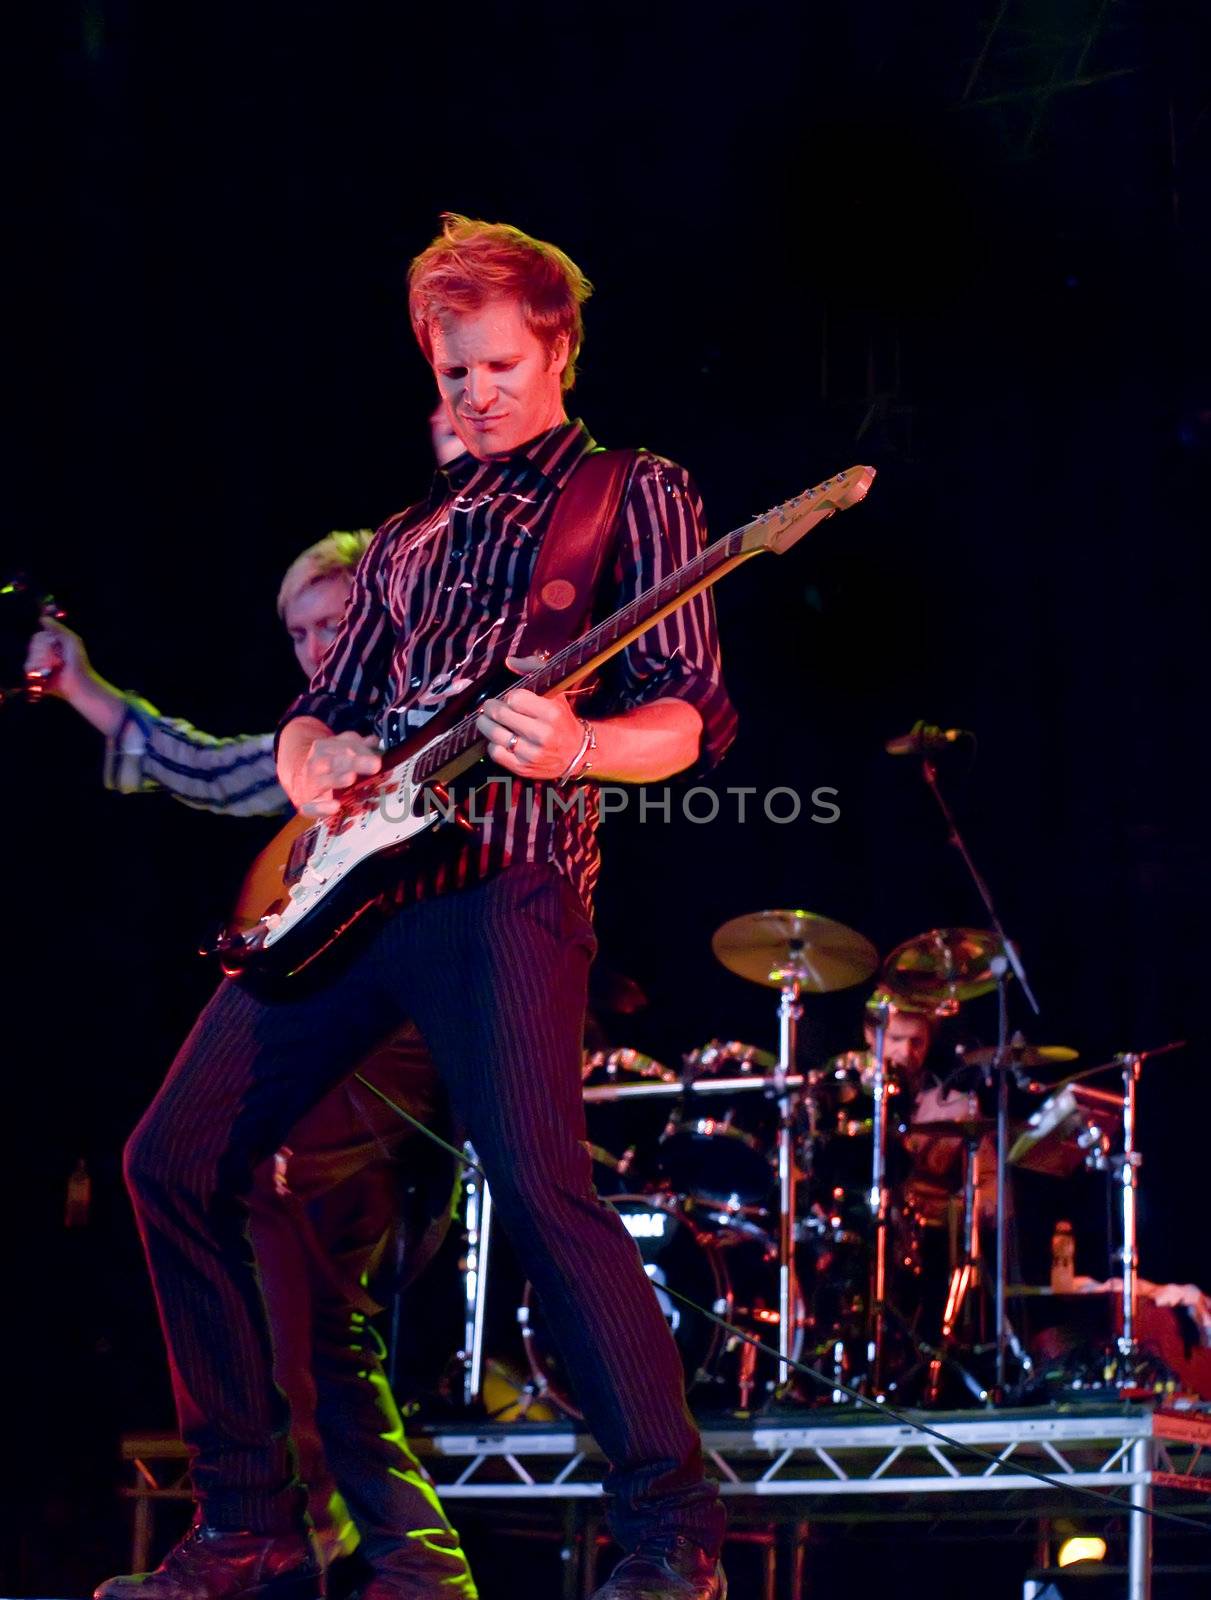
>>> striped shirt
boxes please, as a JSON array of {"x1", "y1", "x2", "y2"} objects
[
  {"x1": 282, "y1": 419, "x2": 736, "y2": 911},
  {"x1": 105, "y1": 694, "x2": 289, "y2": 817}
]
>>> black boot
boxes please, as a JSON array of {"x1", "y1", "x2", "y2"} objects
[
  {"x1": 94, "y1": 1523, "x2": 320, "y2": 1600},
  {"x1": 590, "y1": 1535, "x2": 726, "y2": 1600}
]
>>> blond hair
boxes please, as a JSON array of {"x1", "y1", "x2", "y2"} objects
[
  {"x1": 408, "y1": 213, "x2": 593, "y2": 392},
  {"x1": 276, "y1": 529, "x2": 373, "y2": 618}
]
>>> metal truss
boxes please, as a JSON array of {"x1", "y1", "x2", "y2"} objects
[
  {"x1": 118, "y1": 1407, "x2": 1209, "y2": 1600},
  {"x1": 413, "y1": 1405, "x2": 1210, "y2": 1599},
  {"x1": 414, "y1": 1405, "x2": 1210, "y2": 1506}
]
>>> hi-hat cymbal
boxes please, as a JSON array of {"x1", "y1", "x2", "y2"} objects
[
  {"x1": 881, "y1": 927, "x2": 1005, "y2": 1005},
  {"x1": 711, "y1": 909, "x2": 878, "y2": 993},
  {"x1": 961, "y1": 1043, "x2": 1078, "y2": 1071}
]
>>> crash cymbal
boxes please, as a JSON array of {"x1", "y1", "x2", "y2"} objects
[
  {"x1": 881, "y1": 927, "x2": 1005, "y2": 1005},
  {"x1": 961, "y1": 1043, "x2": 1079, "y2": 1071},
  {"x1": 711, "y1": 909, "x2": 878, "y2": 993}
]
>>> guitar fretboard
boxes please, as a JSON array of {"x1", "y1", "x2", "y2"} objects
[{"x1": 409, "y1": 521, "x2": 750, "y2": 784}]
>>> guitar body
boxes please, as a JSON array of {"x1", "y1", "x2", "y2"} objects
[
  {"x1": 215, "y1": 464, "x2": 876, "y2": 981},
  {"x1": 217, "y1": 665, "x2": 513, "y2": 978}
]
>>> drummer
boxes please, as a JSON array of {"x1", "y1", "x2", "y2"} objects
[{"x1": 858, "y1": 991, "x2": 994, "y2": 1233}]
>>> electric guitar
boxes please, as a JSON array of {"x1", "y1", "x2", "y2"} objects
[{"x1": 214, "y1": 464, "x2": 876, "y2": 978}]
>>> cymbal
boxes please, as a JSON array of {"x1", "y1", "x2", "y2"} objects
[
  {"x1": 711, "y1": 909, "x2": 878, "y2": 993},
  {"x1": 961, "y1": 1044, "x2": 1078, "y2": 1071},
  {"x1": 881, "y1": 927, "x2": 1005, "y2": 1005}
]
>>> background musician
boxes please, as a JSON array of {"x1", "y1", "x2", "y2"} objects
[{"x1": 26, "y1": 491, "x2": 478, "y2": 1596}]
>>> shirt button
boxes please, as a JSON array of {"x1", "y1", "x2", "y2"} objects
[{"x1": 449, "y1": 547, "x2": 466, "y2": 560}]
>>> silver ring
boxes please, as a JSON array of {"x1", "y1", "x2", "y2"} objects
[{"x1": 507, "y1": 733, "x2": 519, "y2": 753}]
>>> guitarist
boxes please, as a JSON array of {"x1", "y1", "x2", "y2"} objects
[
  {"x1": 28, "y1": 517, "x2": 479, "y2": 1596},
  {"x1": 100, "y1": 214, "x2": 736, "y2": 1600}
]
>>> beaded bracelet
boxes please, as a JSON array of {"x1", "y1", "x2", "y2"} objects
[{"x1": 558, "y1": 717, "x2": 597, "y2": 784}]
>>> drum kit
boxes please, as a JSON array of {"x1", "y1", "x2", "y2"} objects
[
  {"x1": 451, "y1": 741, "x2": 1184, "y2": 1418},
  {"x1": 454, "y1": 910, "x2": 1183, "y2": 1419}
]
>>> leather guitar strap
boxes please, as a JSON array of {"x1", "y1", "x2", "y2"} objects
[{"x1": 514, "y1": 445, "x2": 641, "y2": 661}]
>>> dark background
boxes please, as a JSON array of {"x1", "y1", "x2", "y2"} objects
[{"x1": 3, "y1": 2, "x2": 1209, "y2": 1595}]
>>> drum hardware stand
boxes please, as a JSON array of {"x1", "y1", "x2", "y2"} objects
[
  {"x1": 459, "y1": 1141, "x2": 494, "y2": 1409},
  {"x1": 1018, "y1": 1038, "x2": 1181, "y2": 1391},
  {"x1": 1103, "y1": 1040, "x2": 1184, "y2": 1387},
  {"x1": 708, "y1": 907, "x2": 880, "y2": 1399},
  {"x1": 916, "y1": 755, "x2": 1040, "y2": 1401},
  {"x1": 925, "y1": 1127, "x2": 991, "y2": 1405},
  {"x1": 774, "y1": 960, "x2": 805, "y2": 1390},
  {"x1": 866, "y1": 999, "x2": 893, "y2": 1394},
  {"x1": 1116, "y1": 1050, "x2": 1144, "y2": 1383}
]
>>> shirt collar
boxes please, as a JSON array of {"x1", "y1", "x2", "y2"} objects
[{"x1": 438, "y1": 418, "x2": 596, "y2": 496}]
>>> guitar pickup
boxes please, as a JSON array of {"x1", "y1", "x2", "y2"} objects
[{"x1": 285, "y1": 826, "x2": 319, "y2": 886}]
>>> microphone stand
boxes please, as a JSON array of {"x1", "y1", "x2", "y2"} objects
[{"x1": 919, "y1": 758, "x2": 1040, "y2": 1399}]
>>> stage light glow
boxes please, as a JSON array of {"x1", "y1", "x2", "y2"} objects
[{"x1": 1056, "y1": 1535, "x2": 1107, "y2": 1567}]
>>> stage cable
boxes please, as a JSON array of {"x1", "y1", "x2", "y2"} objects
[{"x1": 355, "y1": 1072, "x2": 1211, "y2": 1537}]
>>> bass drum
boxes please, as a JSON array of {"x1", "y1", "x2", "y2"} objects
[
  {"x1": 518, "y1": 1195, "x2": 797, "y2": 1417},
  {"x1": 520, "y1": 1197, "x2": 722, "y2": 1418}
]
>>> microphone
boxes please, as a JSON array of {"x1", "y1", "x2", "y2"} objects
[{"x1": 884, "y1": 720, "x2": 971, "y2": 757}]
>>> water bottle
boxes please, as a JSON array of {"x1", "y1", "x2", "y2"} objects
[{"x1": 1050, "y1": 1218, "x2": 1075, "y2": 1293}]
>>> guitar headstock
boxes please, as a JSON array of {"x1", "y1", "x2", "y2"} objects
[{"x1": 739, "y1": 465, "x2": 876, "y2": 556}]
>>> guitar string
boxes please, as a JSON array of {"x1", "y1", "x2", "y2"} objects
[
  {"x1": 291, "y1": 498, "x2": 795, "y2": 872},
  {"x1": 328, "y1": 478, "x2": 830, "y2": 808},
  {"x1": 410, "y1": 469, "x2": 840, "y2": 782},
  {"x1": 411, "y1": 520, "x2": 748, "y2": 783}
]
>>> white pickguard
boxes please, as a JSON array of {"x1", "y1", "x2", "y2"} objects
[{"x1": 260, "y1": 755, "x2": 434, "y2": 948}]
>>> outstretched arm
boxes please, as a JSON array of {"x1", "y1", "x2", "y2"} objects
[
  {"x1": 26, "y1": 618, "x2": 125, "y2": 737},
  {"x1": 27, "y1": 618, "x2": 289, "y2": 817}
]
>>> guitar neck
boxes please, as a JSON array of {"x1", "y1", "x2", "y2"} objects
[
  {"x1": 410, "y1": 523, "x2": 756, "y2": 786},
  {"x1": 403, "y1": 464, "x2": 874, "y2": 787}
]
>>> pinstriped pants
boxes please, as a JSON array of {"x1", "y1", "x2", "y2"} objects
[{"x1": 123, "y1": 862, "x2": 724, "y2": 1554}]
